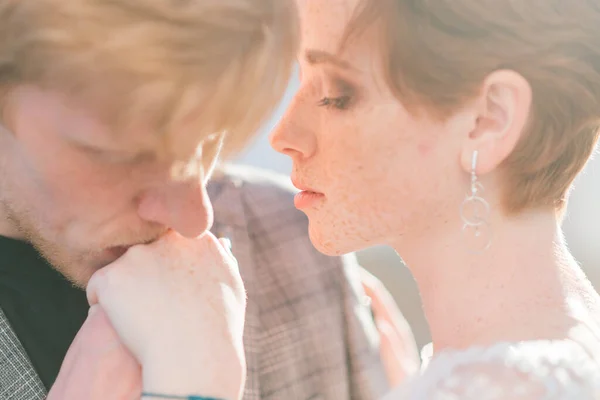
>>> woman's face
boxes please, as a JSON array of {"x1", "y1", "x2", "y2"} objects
[{"x1": 270, "y1": 0, "x2": 475, "y2": 256}]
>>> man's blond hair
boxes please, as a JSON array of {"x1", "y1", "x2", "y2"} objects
[{"x1": 0, "y1": 0, "x2": 298, "y2": 160}]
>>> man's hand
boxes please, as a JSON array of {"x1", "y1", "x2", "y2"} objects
[
  {"x1": 47, "y1": 306, "x2": 142, "y2": 400},
  {"x1": 360, "y1": 268, "x2": 420, "y2": 388}
]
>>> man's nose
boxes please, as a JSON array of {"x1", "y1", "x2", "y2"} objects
[{"x1": 137, "y1": 178, "x2": 213, "y2": 238}]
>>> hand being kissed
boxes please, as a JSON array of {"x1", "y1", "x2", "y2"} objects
[{"x1": 50, "y1": 231, "x2": 247, "y2": 400}]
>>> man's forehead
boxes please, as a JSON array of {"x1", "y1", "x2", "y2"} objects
[
  {"x1": 295, "y1": 0, "x2": 359, "y2": 14},
  {"x1": 77, "y1": 90, "x2": 210, "y2": 161},
  {"x1": 24, "y1": 88, "x2": 201, "y2": 162},
  {"x1": 58, "y1": 94, "x2": 165, "y2": 154}
]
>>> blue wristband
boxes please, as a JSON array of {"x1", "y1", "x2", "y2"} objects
[{"x1": 141, "y1": 393, "x2": 224, "y2": 400}]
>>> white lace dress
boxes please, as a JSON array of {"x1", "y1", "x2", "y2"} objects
[{"x1": 383, "y1": 340, "x2": 600, "y2": 399}]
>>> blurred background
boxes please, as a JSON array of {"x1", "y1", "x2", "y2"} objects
[{"x1": 234, "y1": 73, "x2": 600, "y2": 350}]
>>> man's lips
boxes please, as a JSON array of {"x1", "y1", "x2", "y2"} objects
[
  {"x1": 102, "y1": 246, "x2": 133, "y2": 261},
  {"x1": 103, "y1": 239, "x2": 157, "y2": 260}
]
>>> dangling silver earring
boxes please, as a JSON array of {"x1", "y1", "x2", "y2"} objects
[{"x1": 460, "y1": 150, "x2": 492, "y2": 253}]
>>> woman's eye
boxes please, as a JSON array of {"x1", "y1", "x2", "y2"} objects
[{"x1": 317, "y1": 95, "x2": 352, "y2": 110}]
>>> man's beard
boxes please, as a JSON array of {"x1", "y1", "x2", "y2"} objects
[
  {"x1": 1, "y1": 199, "x2": 165, "y2": 288},
  {"x1": 3, "y1": 202, "x2": 95, "y2": 287}
]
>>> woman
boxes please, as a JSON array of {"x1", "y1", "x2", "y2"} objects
[{"x1": 270, "y1": 0, "x2": 600, "y2": 398}]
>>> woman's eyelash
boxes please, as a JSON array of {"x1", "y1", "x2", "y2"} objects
[{"x1": 317, "y1": 95, "x2": 351, "y2": 110}]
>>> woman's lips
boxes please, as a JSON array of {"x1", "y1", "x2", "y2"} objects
[
  {"x1": 291, "y1": 177, "x2": 324, "y2": 208},
  {"x1": 294, "y1": 190, "x2": 325, "y2": 209}
]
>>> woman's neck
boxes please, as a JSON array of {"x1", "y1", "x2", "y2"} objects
[{"x1": 394, "y1": 209, "x2": 599, "y2": 353}]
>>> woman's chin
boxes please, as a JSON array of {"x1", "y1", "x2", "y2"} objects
[{"x1": 308, "y1": 224, "x2": 365, "y2": 257}]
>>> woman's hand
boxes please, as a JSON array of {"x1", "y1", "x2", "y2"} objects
[
  {"x1": 360, "y1": 268, "x2": 420, "y2": 388},
  {"x1": 87, "y1": 230, "x2": 247, "y2": 400}
]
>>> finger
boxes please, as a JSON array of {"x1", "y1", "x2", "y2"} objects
[
  {"x1": 361, "y1": 268, "x2": 420, "y2": 362},
  {"x1": 203, "y1": 230, "x2": 229, "y2": 251},
  {"x1": 204, "y1": 231, "x2": 239, "y2": 268},
  {"x1": 86, "y1": 268, "x2": 107, "y2": 306},
  {"x1": 360, "y1": 269, "x2": 403, "y2": 330},
  {"x1": 376, "y1": 318, "x2": 405, "y2": 387},
  {"x1": 372, "y1": 293, "x2": 419, "y2": 363},
  {"x1": 219, "y1": 237, "x2": 233, "y2": 252},
  {"x1": 376, "y1": 318, "x2": 418, "y2": 388},
  {"x1": 86, "y1": 281, "x2": 98, "y2": 307},
  {"x1": 218, "y1": 236, "x2": 239, "y2": 267},
  {"x1": 360, "y1": 267, "x2": 384, "y2": 305},
  {"x1": 85, "y1": 256, "x2": 122, "y2": 307}
]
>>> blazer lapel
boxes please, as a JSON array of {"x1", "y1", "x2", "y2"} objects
[{"x1": 0, "y1": 307, "x2": 46, "y2": 400}]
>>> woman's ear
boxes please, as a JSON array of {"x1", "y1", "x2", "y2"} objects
[{"x1": 460, "y1": 70, "x2": 532, "y2": 176}]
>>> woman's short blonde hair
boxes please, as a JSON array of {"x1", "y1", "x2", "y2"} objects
[
  {"x1": 347, "y1": 0, "x2": 600, "y2": 214},
  {"x1": 0, "y1": 0, "x2": 298, "y2": 161}
]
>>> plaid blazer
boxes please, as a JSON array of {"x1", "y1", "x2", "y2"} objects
[{"x1": 0, "y1": 165, "x2": 388, "y2": 400}]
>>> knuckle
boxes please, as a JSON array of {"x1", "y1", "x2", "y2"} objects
[
  {"x1": 93, "y1": 268, "x2": 115, "y2": 293},
  {"x1": 124, "y1": 243, "x2": 148, "y2": 259},
  {"x1": 198, "y1": 230, "x2": 219, "y2": 245},
  {"x1": 90, "y1": 266, "x2": 112, "y2": 291}
]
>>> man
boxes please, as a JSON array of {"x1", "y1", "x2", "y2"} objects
[{"x1": 0, "y1": 0, "x2": 388, "y2": 398}]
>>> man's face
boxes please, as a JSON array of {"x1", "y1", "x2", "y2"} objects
[{"x1": 0, "y1": 86, "x2": 219, "y2": 286}]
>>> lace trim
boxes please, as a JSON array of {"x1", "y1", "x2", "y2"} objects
[{"x1": 398, "y1": 340, "x2": 600, "y2": 400}]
